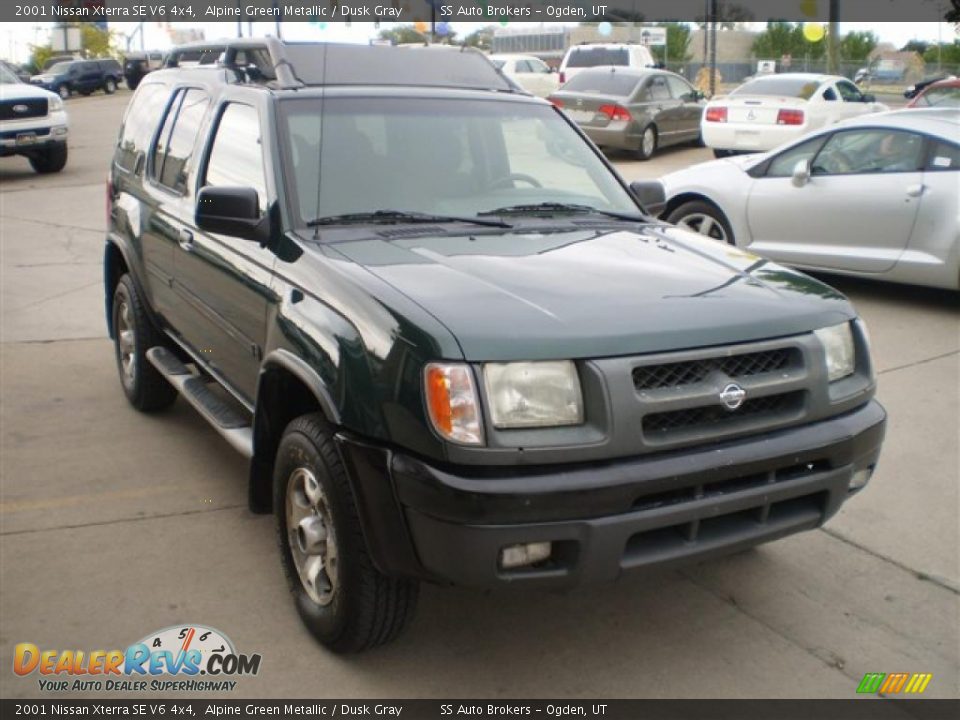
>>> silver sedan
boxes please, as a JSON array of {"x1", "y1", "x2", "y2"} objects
[{"x1": 660, "y1": 109, "x2": 960, "y2": 290}]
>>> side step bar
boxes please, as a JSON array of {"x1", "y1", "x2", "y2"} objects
[{"x1": 146, "y1": 347, "x2": 253, "y2": 459}]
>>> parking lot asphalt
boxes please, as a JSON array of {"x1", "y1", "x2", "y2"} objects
[{"x1": 1, "y1": 91, "x2": 957, "y2": 700}]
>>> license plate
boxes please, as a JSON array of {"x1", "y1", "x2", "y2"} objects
[
  {"x1": 568, "y1": 109, "x2": 595, "y2": 123},
  {"x1": 16, "y1": 133, "x2": 37, "y2": 146}
]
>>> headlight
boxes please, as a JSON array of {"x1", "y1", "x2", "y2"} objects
[
  {"x1": 424, "y1": 363, "x2": 483, "y2": 445},
  {"x1": 48, "y1": 95, "x2": 63, "y2": 112},
  {"x1": 814, "y1": 323, "x2": 855, "y2": 382},
  {"x1": 483, "y1": 361, "x2": 583, "y2": 429}
]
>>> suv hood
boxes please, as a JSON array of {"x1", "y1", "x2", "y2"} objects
[{"x1": 325, "y1": 225, "x2": 853, "y2": 361}]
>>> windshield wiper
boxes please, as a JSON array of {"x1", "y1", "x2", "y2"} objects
[
  {"x1": 307, "y1": 210, "x2": 512, "y2": 229},
  {"x1": 477, "y1": 202, "x2": 648, "y2": 222}
]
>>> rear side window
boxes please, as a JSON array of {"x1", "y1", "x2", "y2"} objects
[
  {"x1": 116, "y1": 83, "x2": 171, "y2": 173},
  {"x1": 646, "y1": 76, "x2": 671, "y2": 101},
  {"x1": 204, "y1": 103, "x2": 268, "y2": 214},
  {"x1": 562, "y1": 71, "x2": 640, "y2": 97},
  {"x1": 152, "y1": 88, "x2": 210, "y2": 194},
  {"x1": 731, "y1": 77, "x2": 820, "y2": 100},
  {"x1": 566, "y1": 47, "x2": 629, "y2": 68},
  {"x1": 917, "y1": 86, "x2": 960, "y2": 108},
  {"x1": 926, "y1": 140, "x2": 960, "y2": 171}
]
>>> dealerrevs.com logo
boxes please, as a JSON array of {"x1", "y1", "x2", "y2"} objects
[{"x1": 13, "y1": 625, "x2": 261, "y2": 693}]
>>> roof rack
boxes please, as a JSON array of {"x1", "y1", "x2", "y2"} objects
[{"x1": 163, "y1": 38, "x2": 516, "y2": 93}]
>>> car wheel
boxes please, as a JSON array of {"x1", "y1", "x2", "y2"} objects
[
  {"x1": 667, "y1": 200, "x2": 735, "y2": 245},
  {"x1": 57, "y1": 84, "x2": 71, "y2": 99},
  {"x1": 713, "y1": 149, "x2": 734, "y2": 159},
  {"x1": 111, "y1": 274, "x2": 177, "y2": 411},
  {"x1": 104, "y1": 77, "x2": 117, "y2": 94},
  {"x1": 274, "y1": 414, "x2": 419, "y2": 653},
  {"x1": 635, "y1": 125, "x2": 658, "y2": 161},
  {"x1": 28, "y1": 143, "x2": 68, "y2": 174},
  {"x1": 126, "y1": 77, "x2": 140, "y2": 91}
]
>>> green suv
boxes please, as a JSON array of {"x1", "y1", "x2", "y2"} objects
[{"x1": 104, "y1": 39, "x2": 885, "y2": 652}]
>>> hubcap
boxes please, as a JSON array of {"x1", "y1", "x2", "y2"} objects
[
  {"x1": 286, "y1": 467, "x2": 339, "y2": 606},
  {"x1": 678, "y1": 212, "x2": 729, "y2": 243},
  {"x1": 116, "y1": 301, "x2": 136, "y2": 389},
  {"x1": 59, "y1": 86, "x2": 68, "y2": 99},
  {"x1": 642, "y1": 129, "x2": 655, "y2": 156}
]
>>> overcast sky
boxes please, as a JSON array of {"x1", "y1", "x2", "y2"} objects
[{"x1": 3, "y1": 20, "x2": 956, "y2": 64}]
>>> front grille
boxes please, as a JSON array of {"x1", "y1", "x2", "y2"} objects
[
  {"x1": 633, "y1": 348, "x2": 798, "y2": 391},
  {"x1": 0, "y1": 98, "x2": 48, "y2": 121},
  {"x1": 643, "y1": 391, "x2": 804, "y2": 437}
]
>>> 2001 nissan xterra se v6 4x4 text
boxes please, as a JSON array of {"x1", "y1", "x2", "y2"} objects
[{"x1": 104, "y1": 40, "x2": 886, "y2": 653}]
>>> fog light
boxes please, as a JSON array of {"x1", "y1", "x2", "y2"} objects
[
  {"x1": 500, "y1": 542, "x2": 552, "y2": 570},
  {"x1": 849, "y1": 468, "x2": 872, "y2": 492},
  {"x1": 52, "y1": 126, "x2": 67, "y2": 136}
]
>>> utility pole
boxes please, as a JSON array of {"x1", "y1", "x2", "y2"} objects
[
  {"x1": 709, "y1": 0, "x2": 718, "y2": 96},
  {"x1": 827, "y1": 0, "x2": 840, "y2": 75}
]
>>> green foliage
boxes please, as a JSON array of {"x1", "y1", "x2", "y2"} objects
[
  {"x1": 80, "y1": 24, "x2": 117, "y2": 58},
  {"x1": 650, "y1": 22, "x2": 693, "y2": 62},
  {"x1": 28, "y1": 45, "x2": 55, "y2": 74},
  {"x1": 923, "y1": 41, "x2": 960, "y2": 65},
  {"x1": 752, "y1": 21, "x2": 825, "y2": 61},
  {"x1": 461, "y1": 25, "x2": 496, "y2": 51},
  {"x1": 839, "y1": 31, "x2": 878, "y2": 63},
  {"x1": 377, "y1": 24, "x2": 457, "y2": 45},
  {"x1": 901, "y1": 40, "x2": 930, "y2": 54}
]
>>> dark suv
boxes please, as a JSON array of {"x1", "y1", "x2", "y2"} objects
[
  {"x1": 105, "y1": 39, "x2": 886, "y2": 653},
  {"x1": 31, "y1": 58, "x2": 122, "y2": 99}
]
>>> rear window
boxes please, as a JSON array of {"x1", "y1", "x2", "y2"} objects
[
  {"x1": 566, "y1": 47, "x2": 629, "y2": 69},
  {"x1": 731, "y1": 76, "x2": 821, "y2": 100},
  {"x1": 562, "y1": 71, "x2": 641, "y2": 96},
  {"x1": 917, "y1": 86, "x2": 960, "y2": 108}
]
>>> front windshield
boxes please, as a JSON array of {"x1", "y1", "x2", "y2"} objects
[
  {"x1": 47, "y1": 62, "x2": 74, "y2": 74},
  {"x1": 281, "y1": 97, "x2": 638, "y2": 225},
  {"x1": 0, "y1": 65, "x2": 18, "y2": 84}
]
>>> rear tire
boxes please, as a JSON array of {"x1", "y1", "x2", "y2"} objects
[
  {"x1": 28, "y1": 143, "x2": 68, "y2": 174},
  {"x1": 111, "y1": 274, "x2": 177, "y2": 412},
  {"x1": 667, "y1": 200, "x2": 735, "y2": 245},
  {"x1": 635, "y1": 125, "x2": 658, "y2": 161},
  {"x1": 713, "y1": 148, "x2": 734, "y2": 158},
  {"x1": 274, "y1": 414, "x2": 419, "y2": 653}
]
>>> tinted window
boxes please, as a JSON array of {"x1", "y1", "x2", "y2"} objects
[
  {"x1": 731, "y1": 76, "x2": 821, "y2": 100},
  {"x1": 515, "y1": 60, "x2": 533, "y2": 73},
  {"x1": 813, "y1": 129, "x2": 924, "y2": 175},
  {"x1": 562, "y1": 71, "x2": 641, "y2": 97},
  {"x1": 47, "y1": 62, "x2": 73, "y2": 74},
  {"x1": 116, "y1": 83, "x2": 171, "y2": 173},
  {"x1": 917, "y1": 86, "x2": 960, "y2": 108},
  {"x1": 836, "y1": 80, "x2": 863, "y2": 102},
  {"x1": 566, "y1": 47, "x2": 629, "y2": 68},
  {"x1": 647, "y1": 76, "x2": 671, "y2": 101},
  {"x1": 153, "y1": 88, "x2": 209, "y2": 193},
  {"x1": 529, "y1": 58, "x2": 550, "y2": 74},
  {"x1": 767, "y1": 135, "x2": 827, "y2": 177},
  {"x1": 926, "y1": 140, "x2": 960, "y2": 171},
  {"x1": 204, "y1": 103, "x2": 268, "y2": 213},
  {"x1": 666, "y1": 75, "x2": 694, "y2": 99},
  {"x1": 822, "y1": 87, "x2": 837, "y2": 101}
]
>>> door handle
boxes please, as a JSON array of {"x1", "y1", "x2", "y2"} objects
[
  {"x1": 906, "y1": 184, "x2": 925, "y2": 198},
  {"x1": 178, "y1": 229, "x2": 194, "y2": 250}
]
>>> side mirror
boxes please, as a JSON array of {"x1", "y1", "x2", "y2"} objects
[
  {"x1": 196, "y1": 186, "x2": 264, "y2": 241},
  {"x1": 861, "y1": 93, "x2": 876, "y2": 103},
  {"x1": 791, "y1": 159, "x2": 811, "y2": 188},
  {"x1": 629, "y1": 180, "x2": 667, "y2": 217}
]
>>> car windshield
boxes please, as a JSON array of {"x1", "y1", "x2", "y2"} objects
[
  {"x1": 281, "y1": 97, "x2": 638, "y2": 226},
  {"x1": 566, "y1": 48, "x2": 629, "y2": 68},
  {"x1": 919, "y1": 86, "x2": 960, "y2": 108},
  {"x1": 731, "y1": 76, "x2": 820, "y2": 100},
  {"x1": 562, "y1": 71, "x2": 642, "y2": 96},
  {"x1": 47, "y1": 62, "x2": 74, "y2": 74},
  {"x1": 0, "y1": 65, "x2": 18, "y2": 84}
]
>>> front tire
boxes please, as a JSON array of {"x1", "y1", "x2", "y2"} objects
[
  {"x1": 28, "y1": 143, "x2": 68, "y2": 174},
  {"x1": 56, "y1": 84, "x2": 71, "y2": 100},
  {"x1": 635, "y1": 125, "x2": 658, "y2": 161},
  {"x1": 104, "y1": 77, "x2": 117, "y2": 94},
  {"x1": 274, "y1": 414, "x2": 419, "y2": 653},
  {"x1": 667, "y1": 200, "x2": 735, "y2": 245},
  {"x1": 111, "y1": 274, "x2": 177, "y2": 411}
]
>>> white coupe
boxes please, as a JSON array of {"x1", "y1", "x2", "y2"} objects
[
  {"x1": 661, "y1": 109, "x2": 960, "y2": 290},
  {"x1": 489, "y1": 54, "x2": 559, "y2": 98},
  {"x1": 701, "y1": 73, "x2": 888, "y2": 157}
]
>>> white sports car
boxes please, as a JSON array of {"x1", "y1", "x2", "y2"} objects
[
  {"x1": 661, "y1": 109, "x2": 960, "y2": 290},
  {"x1": 702, "y1": 73, "x2": 888, "y2": 157}
]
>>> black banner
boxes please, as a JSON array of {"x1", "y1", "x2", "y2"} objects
[
  {"x1": 4, "y1": 0, "x2": 959, "y2": 23},
  {"x1": 2, "y1": 700, "x2": 960, "y2": 720}
]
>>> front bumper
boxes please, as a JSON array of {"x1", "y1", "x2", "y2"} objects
[
  {"x1": 336, "y1": 400, "x2": 885, "y2": 589},
  {"x1": 0, "y1": 111, "x2": 69, "y2": 155}
]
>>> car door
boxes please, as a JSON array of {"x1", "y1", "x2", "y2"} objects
[
  {"x1": 904, "y1": 138, "x2": 960, "y2": 279},
  {"x1": 835, "y1": 79, "x2": 875, "y2": 120},
  {"x1": 77, "y1": 61, "x2": 98, "y2": 92},
  {"x1": 520, "y1": 57, "x2": 557, "y2": 98},
  {"x1": 746, "y1": 128, "x2": 925, "y2": 273},
  {"x1": 645, "y1": 74, "x2": 681, "y2": 140},
  {"x1": 665, "y1": 75, "x2": 703, "y2": 141},
  {"x1": 173, "y1": 101, "x2": 275, "y2": 402}
]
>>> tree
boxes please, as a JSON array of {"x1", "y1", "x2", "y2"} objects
[
  {"x1": 752, "y1": 21, "x2": 825, "y2": 62},
  {"x1": 923, "y1": 41, "x2": 960, "y2": 66},
  {"x1": 839, "y1": 31, "x2": 878, "y2": 63},
  {"x1": 651, "y1": 22, "x2": 693, "y2": 62},
  {"x1": 378, "y1": 24, "x2": 429, "y2": 45},
  {"x1": 80, "y1": 24, "x2": 116, "y2": 58},
  {"x1": 461, "y1": 24, "x2": 496, "y2": 52},
  {"x1": 901, "y1": 40, "x2": 930, "y2": 55}
]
